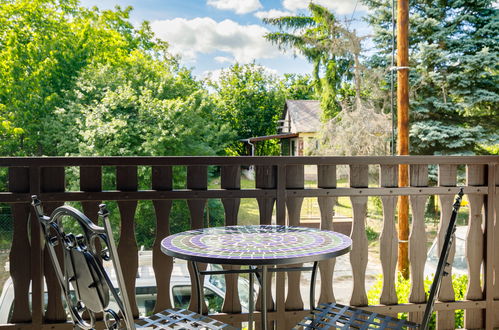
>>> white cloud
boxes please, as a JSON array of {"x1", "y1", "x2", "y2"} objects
[
  {"x1": 214, "y1": 56, "x2": 235, "y2": 64},
  {"x1": 207, "y1": 0, "x2": 262, "y2": 14},
  {"x1": 150, "y1": 17, "x2": 282, "y2": 63},
  {"x1": 283, "y1": 0, "x2": 367, "y2": 15},
  {"x1": 254, "y1": 9, "x2": 294, "y2": 19}
]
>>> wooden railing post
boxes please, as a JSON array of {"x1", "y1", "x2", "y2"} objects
[
  {"x1": 116, "y1": 166, "x2": 139, "y2": 317},
  {"x1": 8, "y1": 167, "x2": 31, "y2": 323},
  {"x1": 151, "y1": 166, "x2": 174, "y2": 312},
  {"x1": 186, "y1": 165, "x2": 208, "y2": 314},
  {"x1": 465, "y1": 164, "x2": 485, "y2": 329},
  {"x1": 221, "y1": 165, "x2": 241, "y2": 226},
  {"x1": 255, "y1": 165, "x2": 277, "y2": 328},
  {"x1": 379, "y1": 165, "x2": 398, "y2": 310},
  {"x1": 437, "y1": 164, "x2": 457, "y2": 329},
  {"x1": 317, "y1": 165, "x2": 337, "y2": 303},
  {"x1": 349, "y1": 165, "x2": 368, "y2": 307},
  {"x1": 284, "y1": 165, "x2": 304, "y2": 329},
  {"x1": 29, "y1": 166, "x2": 43, "y2": 326},
  {"x1": 255, "y1": 165, "x2": 276, "y2": 225},
  {"x1": 220, "y1": 165, "x2": 242, "y2": 323},
  {"x1": 408, "y1": 164, "x2": 428, "y2": 323},
  {"x1": 80, "y1": 166, "x2": 102, "y2": 222},
  {"x1": 41, "y1": 167, "x2": 66, "y2": 322},
  {"x1": 485, "y1": 163, "x2": 497, "y2": 329}
]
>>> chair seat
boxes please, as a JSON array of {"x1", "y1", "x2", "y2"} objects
[
  {"x1": 294, "y1": 303, "x2": 419, "y2": 329},
  {"x1": 135, "y1": 308, "x2": 236, "y2": 329}
]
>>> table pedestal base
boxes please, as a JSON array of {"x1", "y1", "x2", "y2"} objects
[{"x1": 191, "y1": 261, "x2": 319, "y2": 330}]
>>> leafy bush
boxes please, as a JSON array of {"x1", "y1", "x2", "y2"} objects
[
  {"x1": 367, "y1": 273, "x2": 468, "y2": 328},
  {"x1": 366, "y1": 226, "x2": 379, "y2": 242}
]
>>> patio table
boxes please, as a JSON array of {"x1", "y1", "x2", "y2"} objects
[{"x1": 161, "y1": 225, "x2": 351, "y2": 330}]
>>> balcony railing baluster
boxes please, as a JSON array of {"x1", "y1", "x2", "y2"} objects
[
  {"x1": 348, "y1": 164, "x2": 369, "y2": 307},
  {"x1": 466, "y1": 164, "x2": 486, "y2": 329},
  {"x1": 408, "y1": 164, "x2": 429, "y2": 324}
]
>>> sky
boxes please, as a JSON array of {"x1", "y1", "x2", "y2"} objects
[{"x1": 80, "y1": 0, "x2": 372, "y2": 79}]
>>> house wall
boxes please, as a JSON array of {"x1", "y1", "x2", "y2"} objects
[{"x1": 298, "y1": 132, "x2": 318, "y2": 155}]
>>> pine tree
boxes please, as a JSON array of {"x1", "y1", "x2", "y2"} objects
[{"x1": 363, "y1": 0, "x2": 498, "y2": 154}]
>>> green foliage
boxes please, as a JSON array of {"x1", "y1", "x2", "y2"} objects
[
  {"x1": 363, "y1": 0, "x2": 499, "y2": 155},
  {"x1": 371, "y1": 196, "x2": 383, "y2": 216},
  {"x1": 209, "y1": 63, "x2": 285, "y2": 155},
  {"x1": 53, "y1": 45, "x2": 233, "y2": 157},
  {"x1": 367, "y1": 273, "x2": 468, "y2": 328},
  {"x1": 365, "y1": 226, "x2": 379, "y2": 242},
  {"x1": 0, "y1": 0, "x2": 168, "y2": 155},
  {"x1": 281, "y1": 74, "x2": 317, "y2": 100},
  {"x1": 264, "y1": 3, "x2": 360, "y2": 119}
]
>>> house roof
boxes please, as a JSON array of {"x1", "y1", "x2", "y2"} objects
[
  {"x1": 283, "y1": 100, "x2": 321, "y2": 133},
  {"x1": 240, "y1": 133, "x2": 299, "y2": 143}
]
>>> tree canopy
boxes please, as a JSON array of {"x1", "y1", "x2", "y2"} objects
[
  {"x1": 0, "y1": 0, "x2": 171, "y2": 155},
  {"x1": 363, "y1": 0, "x2": 499, "y2": 154},
  {"x1": 209, "y1": 63, "x2": 286, "y2": 155}
]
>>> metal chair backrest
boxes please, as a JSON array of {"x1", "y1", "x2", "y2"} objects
[
  {"x1": 31, "y1": 196, "x2": 135, "y2": 329},
  {"x1": 420, "y1": 187, "x2": 464, "y2": 329}
]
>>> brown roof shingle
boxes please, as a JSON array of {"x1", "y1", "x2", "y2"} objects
[{"x1": 284, "y1": 100, "x2": 321, "y2": 133}]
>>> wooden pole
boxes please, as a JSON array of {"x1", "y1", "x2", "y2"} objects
[{"x1": 397, "y1": 0, "x2": 410, "y2": 278}]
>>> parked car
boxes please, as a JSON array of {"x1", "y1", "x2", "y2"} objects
[
  {"x1": 424, "y1": 226, "x2": 468, "y2": 278},
  {"x1": 0, "y1": 251, "x2": 254, "y2": 323}
]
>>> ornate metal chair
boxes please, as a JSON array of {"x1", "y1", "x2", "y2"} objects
[
  {"x1": 295, "y1": 188, "x2": 464, "y2": 330},
  {"x1": 31, "y1": 196, "x2": 234, "y2": 329}
]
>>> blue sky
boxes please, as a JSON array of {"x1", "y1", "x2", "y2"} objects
[{"x1": 80, "y1": 0, "x2": 371, "y2": 79}]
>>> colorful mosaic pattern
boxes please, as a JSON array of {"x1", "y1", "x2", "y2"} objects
[{"x1": 161, "y1": 225, "x2": 351, "y2": 265}]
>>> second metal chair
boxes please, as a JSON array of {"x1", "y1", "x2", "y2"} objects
[{"x1": 295, "y1": 188, "x2": 464, "y2": 329}]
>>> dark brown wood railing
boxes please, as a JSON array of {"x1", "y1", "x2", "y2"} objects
[{"x1": 0, "y1": 156, "x2": 497, "y2": 329}]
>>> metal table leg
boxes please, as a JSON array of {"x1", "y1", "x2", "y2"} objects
[
  {"x1": 191, "y1": 261, "x2": 203, "y2": 314},
  {"x1": 248, "y1": 269, "x2": 254, "y2": 330},
  {"x1": 261, "y1": 265, "x2": 268, "y2": 330},
  {"x1": 310, "y1": 261, "x2": 318, "y2": 310}
]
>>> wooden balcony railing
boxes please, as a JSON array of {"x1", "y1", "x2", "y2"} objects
[{"x1": 0, "y1": 156, "x2": 497, "y2": 329}]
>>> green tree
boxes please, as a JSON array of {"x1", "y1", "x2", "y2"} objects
[
  {"x1": 58, "y1": 51, "x2": 233, "y2": 157},
  {"x1": 264, "y1": 3, "x2": 362, "y2": 119},
  {"x1": 281, "y1": 74, "x2": 317, "y2": 100},
  {"x1": 363, "y1": 0, "x2": 499, "y2": 154},
  {"x1": 209, "y1": 63, "x2": 285, "y2": 155},
  {"x1": 0, "y1": 0, "x2": 164, "y2": 155}
]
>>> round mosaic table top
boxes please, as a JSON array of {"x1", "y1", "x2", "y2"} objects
[{"x1": 161, "y1": 225, "x2": 352, "y2": 265}]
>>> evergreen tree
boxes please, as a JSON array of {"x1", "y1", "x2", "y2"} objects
[
  {"x1": 263, "y1": 3, "x2": 361, "y2": 119},
  {"x1": 363, "y1": 0, "x2": 498, "y2": 154}
]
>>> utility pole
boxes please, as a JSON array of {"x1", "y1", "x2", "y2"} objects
[{"x1": 397, "y1": 0, "x2": 410, "y2": 278}]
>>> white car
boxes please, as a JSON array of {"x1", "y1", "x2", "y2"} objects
[
  {"x1": 424, "y1": 226, "x2": 468, "y2": 278},
  {"x1": 0, "y1": 251, "x2": 253, "y2": 323}
]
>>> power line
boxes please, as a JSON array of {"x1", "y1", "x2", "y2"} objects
[{"x1": 347, "y1": 0, "x2": 360, "y2": 29}]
